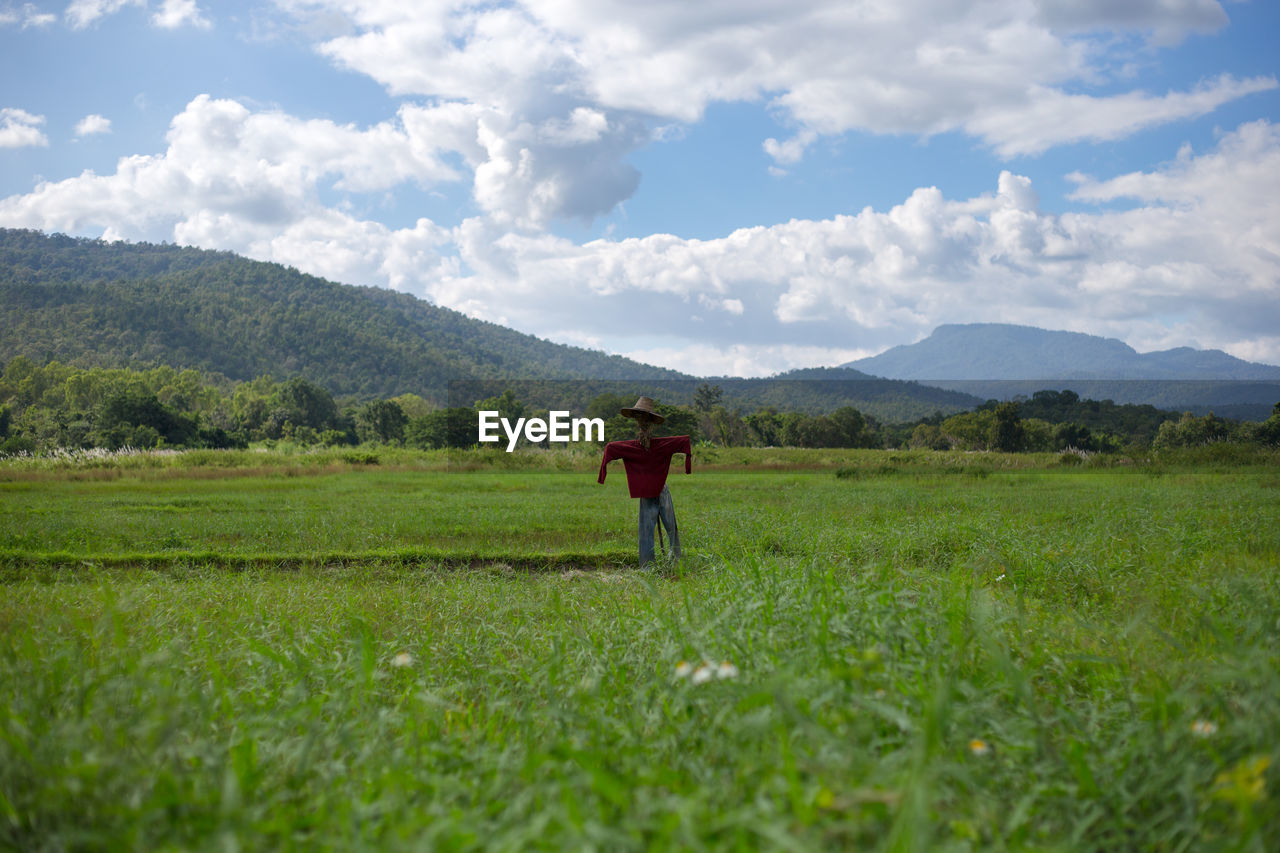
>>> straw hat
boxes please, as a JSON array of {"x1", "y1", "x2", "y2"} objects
[{"x1": 619, "y1": 396, "x2": 665, "y2": 423}]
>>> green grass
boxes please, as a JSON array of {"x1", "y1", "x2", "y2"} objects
[{"x1": 1, "y1": 448, "x2": 1277, "y2": 850}]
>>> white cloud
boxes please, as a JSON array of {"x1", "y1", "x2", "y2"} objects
[
  {"x1": 3, "y1": 93, "x2": 1277, "y2": 368},
  {"x1": 73, "y1": 113, "x2": 112, "y2": 137},
  {"x1": 62, "y1": 0, "x2": 207, "y2": 29},
  {"x1": 462, "y1": 105, "x2": 645, "y2": 228},
  {"x1": 151, "y1": 0, "x2": 209, "y2": 29},
  {"x1": 47, "y1": 114, "x2": 1280, "y2": 363},
  {"x1": 274, "y1": 2, "x2": 646, "y2": 227},
  {"x1": 26, "y1": 4, "x2": 56, "y2": 26},
  {"x1": 0, "y1": 94, "x2": 461, "y2": 268},
  {"x1": 967, "y1": 74, "x2": 1277, "y2": 157},
  {"x1": 1035, "y1": 0, "x2": 1228, "y2": 46},
  {"x1": 762, "y1": 130, "x2": 816, "y2": 167},
  {"x1": 0, "y1": 107, "x2": 48, "y2": 147},
  {"x1": 64, "y1": 0, "x2": 142, "y2": 29},
  {"x1": 1069, "y1": 119, "x2": 1280, "y2": 208},
  {"x1": 425, "y1": 121, "x2": 1280, "y2": 367},
  {"x1": 269, "y1": 0, "x2": 1272, "y2": 222},
  {"x1": 1, "y1": 3, "x2": 57, "y2": 27},
  {"x1": 618, "y1": 343, "x2": 878, "y2": 378}
]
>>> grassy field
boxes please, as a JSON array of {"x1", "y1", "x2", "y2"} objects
[{"x1": 1, "y1": 446, "x2": 1277, "y2": 850}]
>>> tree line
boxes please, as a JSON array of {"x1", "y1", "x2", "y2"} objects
[
  {"x1": 908, "y1": 390, "x2": 1280, "y2": 451},
  {"x1": 3, "y1": 361, "x2": 1277, "y2": 456}
]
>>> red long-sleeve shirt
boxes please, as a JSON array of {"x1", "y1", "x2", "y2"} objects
[{"x1": 597, "y1": 435, "x2": 692, "y2": 498}]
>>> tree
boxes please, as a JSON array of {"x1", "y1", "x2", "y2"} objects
[
  {"x1": 989, "y1": 402, "x2": 1026, "y2": 452},
  {"x1": 356, "y1": 399, "x2": 408, "y2": 444},
  {"x1": 1251, "y1": 402, "x2": 1280, "y2": 446},
  {"x1": 940, "y1": 410, "x2": 995, "y2": 450},
  {"x1": 1021, "y1": 418, "x2": 1054, "y2": 452},
  {"x1": 1153, "y1": 411, "x2": 1235, "y2": 449},
  {"x1": 274, "y1": 377, "x2": 340, "y2": 431},
  {"x1": 830, "y1": 406, "x2": 877, "y2": 448},
  {"x1": 96, "y1": 389, "x2": 198, "y2": 448},
  {"x1": 406, "y1": 407, "x2": 476, "y2": 449},
  {"x1": 779, "y1": 412, "x2": 812, "y2": 447},
  {"x1": 391, "y1": 393, "x2": 434, "y2": 420},
  {"x1": 709, "y1": 406, "x2": 747, "y2": 446},
  {"x1": 653, "y1": 402, "x2": 699, "y2": 443},
  {"x1": 693, "y1": 383, "x2": 723, "y2": 413},
  {"x1": 474, "y1": 389, "x2": 528, "y2": 422},
  {"x1": 585, "y1": 393, "x2": 630, "y2": 422},
  {"x1": 744, "y1": 408, "x2": 784, "y2": 446},
  {"x1": 910, "y1": 423, "x2": 951, "y2": 450},
  {"x1": 1052, "y1": 422, "x2": 1094, "y2": 451},
  {"x1": 231, "y1": 376, "x2": 277, "y2": 435}
]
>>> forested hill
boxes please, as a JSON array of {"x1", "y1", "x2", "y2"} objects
[{"x1": 0, "y1": 228, "x2": 686, "y2": 400}]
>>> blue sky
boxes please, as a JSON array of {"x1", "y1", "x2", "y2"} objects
[{"x1": 2, "y1": 0, "x2": 1279, "y2": 376}]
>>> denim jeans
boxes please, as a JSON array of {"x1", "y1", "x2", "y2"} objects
[{"x1": 638, "y1": 485, "x2": 681, "y2": 567}]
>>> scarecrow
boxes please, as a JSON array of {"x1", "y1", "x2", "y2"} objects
[{"x1": 597, "y1": 396, "x2": 692, "y2": 567}]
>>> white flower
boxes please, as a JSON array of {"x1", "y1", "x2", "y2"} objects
[
  {"x1": 677, "y1": 658, "x2": 740, "y2": 684},
  {"x1": 995, "y1": 573, "x2": 1006, "y2": 582},
  {"x1": 968, "y1": 739, "x2": 991, "y2": 756},
  {"x1": 391, "y1": 652, "x2": 414, "y2": 668},
  {"x1": 1191, "y1": 719, "x2": 1218, "y2": 737}
]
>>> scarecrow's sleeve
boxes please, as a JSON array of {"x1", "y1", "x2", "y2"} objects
[
  {"x1": 597, "y1": 441, "x2": 622, "y2": 484},
  {"x1": 679, "y1": 435, "x2": 692, "y2": 474}
]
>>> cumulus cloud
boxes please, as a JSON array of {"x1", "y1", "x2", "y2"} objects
[
  {"x1": 968, "y1": 74, "x2": 1277, "y2": 157},
  {"x1": 1, "y1": 3, "x2": 57, "y2": 27},
  {"x1": 1066, "y1": 119, "x2": 1280, "y2": 337},
  {"x1": 467, "y1": 105, "x2": 644, "y2": 228},
  {"x1": 762, "y1": 131, "x2": 816, "y2": 167},
  {"x1": 151, "y1": 0, "x2": 209, "y2": 29},
  {"x1": 0, "y1": 94, "x2": 461, "y2": 276},
  {"x1": 0, "y1": 107, "x2": 48, "y2": 147},
  {"x1": 428, "y1": 121, "x2": 1280, "y2": 367},
  {"x1": 62, "y1": 0, "x2": 207, "y2": 29},
  {"x1": 272, "y1": 0, "x2": 1271, "y2": 190},
  {"x1": 64, "y1": 0, "x2": 143, "y2": 29},
  {"x1": 273, "y1": 2, "x2": 647, "y2": 227},
  {"x1": 73, "y1": 113, "x2": 112, "y2": 137}
]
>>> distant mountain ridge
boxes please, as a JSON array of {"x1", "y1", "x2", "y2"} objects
[{"x1": 844, "y1": 323, "x2": 1280, "y2": 381}]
